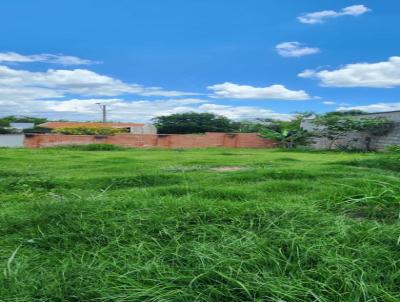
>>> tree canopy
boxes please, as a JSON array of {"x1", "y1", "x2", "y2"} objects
[
  {"x1": 0, "y1": 116, "x2": 48, "y2": 127},
  {"x1": 0, "y1": 116, "x2": 49, "y2": 134},
  {"x1": 153, "y1": 112, "x2": 239, "y2": 134}
]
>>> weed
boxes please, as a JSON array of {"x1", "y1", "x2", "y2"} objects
[{"x1": 51, "y1": 143, "x2": 127, "y2": 151}]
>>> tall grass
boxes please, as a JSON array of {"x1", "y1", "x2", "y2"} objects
[{"x1": 0, "y1": 148, "x2": 399, "y2": 301}]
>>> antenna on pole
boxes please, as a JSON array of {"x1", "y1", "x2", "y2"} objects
[{"x1": 96, "y1": 103, "x2": 107, "y2": 123}]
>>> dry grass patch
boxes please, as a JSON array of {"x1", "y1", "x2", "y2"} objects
[{"x1": 209, "y1": 166, "x2": 249, "y2": 172}]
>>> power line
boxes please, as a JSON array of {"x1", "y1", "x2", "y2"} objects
[{"x1": 96, "y1": 103, "x2": 107, "y2": 123}]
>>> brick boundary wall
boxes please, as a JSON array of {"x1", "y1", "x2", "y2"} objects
[{"x1": 24, "y1": 133, "x2": 276, "y2": 149}]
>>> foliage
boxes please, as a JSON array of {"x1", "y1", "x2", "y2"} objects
[
  {"x1": 0, "y1": 148, "x2": 399, "y2": 301},
  {"x1": 258, "y1": 112, "x2": 313, "y2": 148},
  {"x1": 322, "y1": 110, "x2": 367, "y2": 117},
  {"x1": 0, "y1": 115, "x2": 48, "y2": 127},
  {"x1": 313, "y1": 113, "x2": 394, "y2": 150},
  {"x1": 259, "y1": 128, "x2": 310, "y2": 148},
  {"x1": 52, "y1": 126, "x2": 128, "y2": 135},
  {"x1": 236, "y1": 121, "x2": 266, "y2": 133},
  {"x1": 0, "y1": 127, "x2": 16, "y2": 134},
  {"x1": 153, "y1": 112, "x2": 239, "y2": 134},
  {"x1": 385, "y1": 144, "x2": 400, "y2": 153},
  {"x1": 22, "y1": 127, "x2": 53, "y2": 134},
  {"x1": 53, "y1": 143, "x2": 127, "y2": 151},
  {"x1": 336, "y1": 144, "x2": 367, "y2": 153},
  {"x1": 0, "y1": 116, "x2": 49, "y2": 134}
]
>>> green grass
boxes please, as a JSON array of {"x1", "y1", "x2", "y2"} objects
[{"x1": 0, "y1": 147, "x2": 399, "y2": 301}]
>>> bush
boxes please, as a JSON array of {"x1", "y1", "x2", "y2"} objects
[
  {"x1": 336, "y1": 144, "x2": 367, "y2": 153},
  {"x1": 52, "y1": 144, "x2": 127, "y2": 151},
  {"x1": 385, "y1": 145, "x2": 400, "y2": 153},
  {"x1": 53, "y1": 127, "x2": 128, "y2": 135},
  {"x1": 0, "y1": 128, "x2": 16, "y2": 134},
  {"x1": 23, "y1": 127, "x2": 52, "y2": 134},
  {"x1": 258, "y1": 113, "x2": 313, "y2": 148}
]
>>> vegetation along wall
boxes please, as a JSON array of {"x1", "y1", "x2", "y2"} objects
[{"x1": 301, "y1": 111, "x2": 400, "y2": 150}]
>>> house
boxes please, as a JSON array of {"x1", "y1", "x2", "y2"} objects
[
  {"x1": 38, "y1": 122, "x2": 157, "y2": 134},
  {"x1": 9, "y1": 122, "x2": 35, "y2": 132},
  {"x1": 301, "y1": 110, "x2": 400, "y2": 150}
]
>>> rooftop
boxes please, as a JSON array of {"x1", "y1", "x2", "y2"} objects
[{"x1": 39, "y1": 122, "x2": 145, "y2": 129}]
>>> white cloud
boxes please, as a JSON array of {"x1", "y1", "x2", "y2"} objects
[
  {"x1": 298, "y1": 5, "x2": 371, "y2": 24},
  {"x1": 0, "y1": 97, "x2": 291, "y2": 122},
  {"x1": 0, "y1": 52, "x2": 101, "y2": 65},
  {"x1": 0, "y1": 53, "x2": 293, "y2": 122},
  {"x1": 208, "y1": 82, "x2": 310, "y2": 100},
  {"x1": 276, "y1": 42, "x2": 320, "y2": 57},
  {"x1": 198, "y1": 104, "x2": 292, "y2": 120},
  {"x1": 299, "y1": 56, "x2": 400, "y2": 88},
  {"x1": 336, "y1": 102, "x2": 400, "y2": 113},
  {"x1": 322, "y1": 101, "x2": 335, "y2": 105},
  {"x1": 0, "y1": 52, "x2": 100, "y2": 65},
  {"x1": 0, "y1": 65, "x2": 197, "y2": 99}
]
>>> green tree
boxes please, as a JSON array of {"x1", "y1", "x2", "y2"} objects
[
  {"x1": 0, "y1": 116, "x2": 49, "y2": 134},
  {"x1": 258, "y1": 112, "x2": 313, "y2": 148},
  {"x1": 153, "y1": 112, "x2": 239, "y2": 134},
  {"x1": 259, "y1": 127, "x2": 310, "y2": 148},
  {"x1": 0, "y1": 116, "x2": 48, "y2": 126}
]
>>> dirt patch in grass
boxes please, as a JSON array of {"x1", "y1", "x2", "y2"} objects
[
  {"x1": 209, "y1": 166, "x2": 249, "y2": 172},
  {"x1": 163, "y1": 165, "x2": 205, "y2": 173}
]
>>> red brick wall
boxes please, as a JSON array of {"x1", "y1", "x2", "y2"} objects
[{"x1": 24, "y1": 133, "x2": 276, "y2": 149}]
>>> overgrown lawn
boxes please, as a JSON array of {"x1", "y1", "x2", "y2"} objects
[{"x1": 0, "y1": 147, "x2": 399, "y2": 301}]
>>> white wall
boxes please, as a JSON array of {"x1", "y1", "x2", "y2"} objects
[
  {"x1": 0, "y1": 134, "x2": 25, "y2": 147},
  {"x1": 129, "y1": 124, "x2": 157, "y2": 134}
]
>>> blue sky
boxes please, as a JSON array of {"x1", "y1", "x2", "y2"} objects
[{"x1": 1, "y1": 0, "x2": 400, "y2": 121}]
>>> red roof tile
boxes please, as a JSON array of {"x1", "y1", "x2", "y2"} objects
[{"x1": 39, "y1": 122, "x2": 145, "y2": 129}]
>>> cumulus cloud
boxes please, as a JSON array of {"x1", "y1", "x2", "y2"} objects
[
  {"x1": 0, "y1": 97, "x2": 291, "y2": 122},
  {"x1": 207, "y1": 82, "x2": 310, "y2": 100},
  {"x1": 337, "y1": 102, "x2": 400, "y2": 113},
  {"x1": 298, "y1": 5, "x2": 371, "y2": 24},
  {"x1": 276, "y1": 42, "x2": 320, "y2": 57},
  {"x1": 322, "y1": 101, "x2": 335, "y2": 105},
  {"x1": 0, "y1": 65, "x2": 197, "y2": 100},
  {"x1": 0, "y1": 52, "x2": 100, "y2": 65},
  {"x1": 299, "y1": 56, "x2": 400, "y2": 88},
  {"x1": 198, "y1": 104, "x2": 292, "y2": 120},
  {"x1": 0, "y1": 53, "x2": 292, "y2": 122}
]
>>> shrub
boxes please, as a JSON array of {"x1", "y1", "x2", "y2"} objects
[
  {"x1": 259, "y1": 128, "x2": 311, "y2": 148},
  {"x1": 53, "y1": 144, "x2": 127, "y2": 151},
  {"x1": 385, "y1": 145, "x2": 400, "y2": 153},
  {"x1": 23, "y1": 127, "x2": 52, "y2": 134},
  {"x1": 0, "y1": 128, "x2": 16, "y2": 134},
  {"x1": 53, "y1": 126, "x2": 128, "y2": 135},
  {"x1": 258, "y1": 113, "x2": 313, "y2": 148}
]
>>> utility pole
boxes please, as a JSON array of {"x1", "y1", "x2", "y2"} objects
[{"x1": 96, "y1": 103, "x2": 107, "y2": 123}]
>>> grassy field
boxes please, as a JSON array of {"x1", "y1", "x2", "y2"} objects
[{"x1": 0, "y1": 147, "x2": 399, "y2": 302}]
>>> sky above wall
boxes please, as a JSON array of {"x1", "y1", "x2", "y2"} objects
[{"x1": 1, "y1": 0, "x2": 400, "y2": 122}]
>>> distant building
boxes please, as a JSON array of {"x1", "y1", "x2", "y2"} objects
[
  {"x1": 38, "y1": 122, "x2": 157, "y2": 134},
  {"x1": 9, "y1": 122, "x2": 35, "y2": 132},
  {"x1": 301, "y1": 110, "x2": 400, "y2": 150}
]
